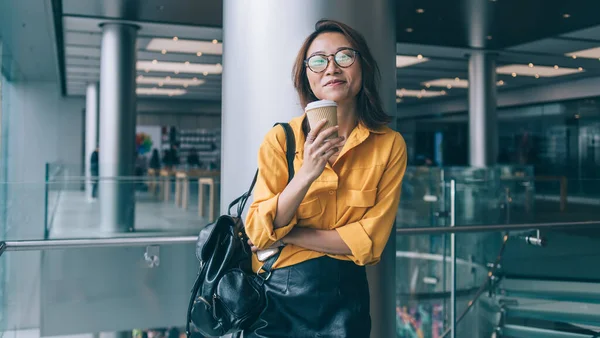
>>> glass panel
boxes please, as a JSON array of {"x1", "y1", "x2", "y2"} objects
[
  {"x1": 0, "y1": 243, "x2": 199, "y2": 337},
  {"x1": 1, "y1": 168, "x2": 222, "y2": 241},
  {"x1": 398, "y1": 225, "x2": 600, "y2": 338}
]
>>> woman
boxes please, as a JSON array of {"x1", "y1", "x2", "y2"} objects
[{"x1": 244, "y1": 19, "x2": 407, "y2": 337}]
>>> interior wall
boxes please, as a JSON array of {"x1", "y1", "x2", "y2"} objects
[{"x1": 2, "y1": 79, "x2": 84, "y2": 332}]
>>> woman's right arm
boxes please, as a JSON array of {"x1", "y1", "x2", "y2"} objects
[{"x1": 245, "y1": 120, "x2": 344, "y2": 250}]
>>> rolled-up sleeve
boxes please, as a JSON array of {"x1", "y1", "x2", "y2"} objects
[
  {"x1": 336, "y1": 133, "x2": 407, "y2": 265},
  {"x1": 245, "y1": 128, "x2": 296, "y2": 250}
]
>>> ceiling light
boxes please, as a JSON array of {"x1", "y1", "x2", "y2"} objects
[
  {"x1": 554, "y1": 65, "x2": 559, "y2": 69},
  {"x1": 137, "y1": 76, "x2": 205, "y2": 86},
  {"x1": 441, "y1": 90, "x2": 447, "y2": 95},
  {"x1": 579, "y1": 67, "x2": 584, "y2": 71},
  {"x1": 161, "y1": 49, "x2": 167, "y2": 54},
  {"x1": 137, "y1": 75, "x2": 143, "y2": 80},
  {"x1": 566, "y1": 47, "x2": 600, "y2": 59},
  {"x1": 528, "y1": 63, "x2": 534, "y2": 68},
  {"x1": 174, "y1": 70, "x2": 179, "y2": 74},
  {"x1": 535, "y1": 74, "x2": 540, "y2": 79},
  {"x1": 185, "y1": 61, "x2": 190, "y2": 65},
  {"x1": 158, "y1": 82, "x2": 164, "y2": 87},
  {"x1": 212, "y1": 39, "x2": 218, "y2": 44},
  {"x1": 152, "y1": 59, "x2": 158, "y2": 64},
  {"x1": 146, "y1": 38, "x2": 223, "y2": 55},
  {"x1": 396, "y1": 89, "x2": 446, "y2": 98},
  {"x1": 196, "y1": 52, "x2": 203, "y2": 56},
  {"x1": 563, "y1": 14, "x2": 570, "y2": 18},
  {"x1": 183, "y1": 84, "x2": 188, "y2": 88},
  {"x1": 192, "y1": 77, "x2": 198, "y2": 81},
  {"x1": 137, "y1": 88, "x2": 187, "y2": 96},
  {"x1": 497, "y1": 64, "x2": 581, "y2": 77},
  {"x1": 416, "y1": 8, "x2": 424, "y2": 13},
  {"x1": 203, "y1": 71, "x2": 208, "y2": 76},
  {"x1": 173, "y1": 36, "x2": 179, "y2": 41},
  {"x1": 137, "y1": 60, "x2": 222, "y2": 75},
  {"x1": 406, "y1": 28, "x2": 413, "y2": 33},
  {"x1": 423, "y1": 78, "x2": 468, "y2": 89},
  {"x1": 396, "y1": 55, "x2": 429, "y2": 68},
  {"x1": 396, "y1": 98, "x2": 402, "y2": 103},
  {"x1": 497, "y1": 80, "x2": 505, "y2": 86},
  {"x1": 424, "y1": 78, "x2": 506, "y2": 88}
]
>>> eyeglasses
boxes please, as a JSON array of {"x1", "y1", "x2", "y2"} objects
[{"x1": 304, "y1": 48, "x2": 359, "y2": 73}]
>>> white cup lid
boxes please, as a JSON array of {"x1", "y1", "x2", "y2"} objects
[{"x1": 305, "y1": 100, "x2": 337, "y2": 111}]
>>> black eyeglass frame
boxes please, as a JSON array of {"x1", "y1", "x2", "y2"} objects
[{"x1": 304, "y1": 48, "x2": 360, "y2": 73}]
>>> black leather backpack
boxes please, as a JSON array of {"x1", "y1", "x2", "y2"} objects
[{"x1": 186, "y1": 123, "x2": 295, "y2": 338}]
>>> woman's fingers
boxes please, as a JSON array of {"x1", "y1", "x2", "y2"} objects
[
  {"x1": 314, "y1": 138, "x2": 342, "y2": 158},
  {"x1": 305, "y1": 119, "x2": 329, "y2": 144},
  {"x1": 311, "y1": 126, "x2": 339, "y2": 149}
]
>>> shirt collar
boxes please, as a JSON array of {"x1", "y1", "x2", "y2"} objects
[{"x1": 291, "y1": 114, "x2": 386, "y2": 156}]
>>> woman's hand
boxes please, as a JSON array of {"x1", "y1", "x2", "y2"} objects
[
  {"x1": 299, "y1": 119, "x2": 346, "y2": 182},
  {"x1": 247, "y1": 239, "x2": 283, "y2": 253}
]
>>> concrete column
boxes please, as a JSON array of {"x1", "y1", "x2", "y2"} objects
[
  {"x1": 98, "y1": 23, "x2": 139, "y2": 232},
  {"x1": 464, "y1": 0, "x2": 498, "y2": 167},
  {"x1": 468, "y1": 51, "x2": 497, "y2": 167},
  {"x1": 221, "y1": 1, "x2": 396, "y2": 336},
  {"x1": 85, "y1": 82, "x2": 99, "y2": 200}
]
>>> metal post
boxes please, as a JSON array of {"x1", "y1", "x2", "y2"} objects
[
  {"x1": 44, "y1": 162, "x2": 50, "y2": 239},
  {"x1": 450, "y1": 179, "x2": 457, "y2": 338}
]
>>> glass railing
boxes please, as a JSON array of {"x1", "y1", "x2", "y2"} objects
[
  {"x1": 2, "y1": 168, "x2": 222, "y2": 241},
  {"x1": 395, "y1": 171, "x2": 600, "y2": 338},
  {"x1": 2, "y1": 165, "x2": 600, "y2": 337}
]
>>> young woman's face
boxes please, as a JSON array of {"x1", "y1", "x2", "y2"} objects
[{"x1": 305, "y1": 32, "x2": 362, "y2": 105}]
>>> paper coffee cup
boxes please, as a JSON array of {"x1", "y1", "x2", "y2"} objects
[{"x1": 305, "y1": 100, "x2": 338, "y2": 139}]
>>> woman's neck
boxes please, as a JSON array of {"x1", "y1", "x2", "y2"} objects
[{"x1": 336, "y1": 100, "x2": 358, "y2": 139}]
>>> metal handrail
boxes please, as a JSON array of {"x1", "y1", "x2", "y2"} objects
[
  {"x1": 1, "y1": 220, "x2": 600, "y2": 257},
  {"x1": 0, "y1": 235, "x2": 197, "y2": 256},
  {"x1": 395, "y1": 220, "x2": 600, "y2": 235}
]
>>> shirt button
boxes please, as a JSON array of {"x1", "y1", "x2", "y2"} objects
[{"x1": 329, "y1": 190, "x2": 335, "y2": 195}]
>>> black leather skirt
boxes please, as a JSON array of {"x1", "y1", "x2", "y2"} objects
[{"x1": 243, "y1": 256, "x2": 371, "y2": 338}]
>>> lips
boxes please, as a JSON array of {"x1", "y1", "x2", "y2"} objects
[{"x1": 324, "y1": 79, "x2": 346, "y2": 87}]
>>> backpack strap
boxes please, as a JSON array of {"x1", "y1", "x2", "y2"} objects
[
  {"x1": 254, "y1": 122, "x2": 295, "y2": 279},
  {"x1": 233, "y1": 122, "x2": 296, "y2": 216}
]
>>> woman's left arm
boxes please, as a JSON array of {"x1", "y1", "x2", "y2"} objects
[{"x1": 284, "y1": 133, "x2": 407, "y2": 264}]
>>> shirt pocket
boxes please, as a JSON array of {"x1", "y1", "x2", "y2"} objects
[
  {"x1": 296, "y1": 197, "x2": 322, "y2": 220},
  {"x1": 346, "y1": 188, "x2": 377, "y2": 208}
]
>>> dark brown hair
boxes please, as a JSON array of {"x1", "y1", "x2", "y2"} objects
[{"x1": 292, "y1": 19, "x2": 391, "y2": 131}]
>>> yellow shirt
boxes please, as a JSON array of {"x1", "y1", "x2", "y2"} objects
[{"x1": 245, "y1": 114, "x2": 407, "y2": 272}]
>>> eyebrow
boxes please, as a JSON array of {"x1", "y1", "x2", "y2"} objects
[{"x1": 308, "y1": 46, "x2": 352, "y2": 58}]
